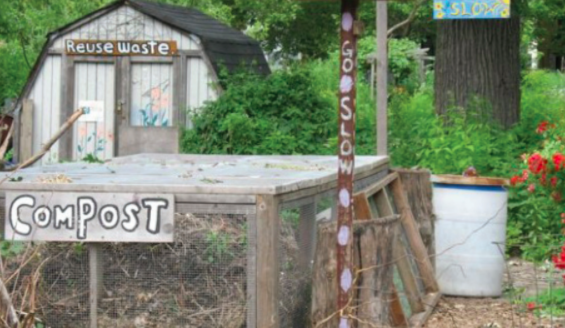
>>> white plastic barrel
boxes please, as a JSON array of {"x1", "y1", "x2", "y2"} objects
[{"x1": 432, "y1": 175, "x2": 508, "y2": 297}]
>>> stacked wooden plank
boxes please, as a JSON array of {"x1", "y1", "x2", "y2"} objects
[{"x1": 312, "y1": 172, "x2": 440, "y2": 328}]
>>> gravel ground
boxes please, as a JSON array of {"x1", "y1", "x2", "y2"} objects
[{"x1": 425, "y1": 259, "x2": 565, "y2": 328}]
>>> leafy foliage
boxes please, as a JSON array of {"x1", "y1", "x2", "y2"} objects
[
  {"x1": 182, "y1": 66, "x2": 334, "y2": 155},
  {"x1": 389, "y1": 83, "x2": 518, "y2": 176}
]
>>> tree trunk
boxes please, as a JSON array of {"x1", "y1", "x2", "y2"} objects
[{"x1": 435, "y1": 17, "x2": 521, "y2": 128}]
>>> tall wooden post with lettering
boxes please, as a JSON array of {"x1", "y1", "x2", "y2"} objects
[{"x1": 336, "y1": 0, "x2": 359, "y2": 327}]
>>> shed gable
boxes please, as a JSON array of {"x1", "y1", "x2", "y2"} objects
[{"x1": 52, "y1": 5, "x2": 200, "y2": 51}]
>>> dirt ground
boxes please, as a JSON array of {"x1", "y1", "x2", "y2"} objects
[{"x1": 425, "y1": 259, "x2": 565, "y2": 328}]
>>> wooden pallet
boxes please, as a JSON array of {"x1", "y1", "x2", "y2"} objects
[{"x1": 353, "y1": 172, "x2": 441, "y2": 328}]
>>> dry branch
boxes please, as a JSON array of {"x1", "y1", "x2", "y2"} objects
[
  {"x1": 0, "y1": 277, "x2": 18, "y2": 327},
  {"x1": 14, "y1": 108, "x2": 85, "y2": 170},
  {"x1": 387, "y1": 0, "x2": 426, "y2": 38}
]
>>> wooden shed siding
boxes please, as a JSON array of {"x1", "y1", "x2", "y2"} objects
[
  {"x1": 51, "y1": 6, "x2": 198, "y2": 51},
  {"x1": 28, "y1": 55, "x2": 62, "y2": 165},
  {"x1": 186, "y1": 57, "x2": 217, "y2": 128}
]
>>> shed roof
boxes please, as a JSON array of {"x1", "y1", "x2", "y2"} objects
[
  {"x1": 51, "y1": 0, "x2": 270, "y2": 75},
  {"x1": 125, "y1": 0, "x2": 270, "y2": 75}
]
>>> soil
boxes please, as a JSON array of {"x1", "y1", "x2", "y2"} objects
[{"x1": 426, "y1": 259, "x2": 565, "y2": 328}]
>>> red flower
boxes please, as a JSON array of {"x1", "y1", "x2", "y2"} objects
[
  {"x1": 554, "y1": 255, "x2": 565, "y2": 270},
  {"x1": 510, "y1": 176, "x2": 521, "y2": 186},
  {"x1": 553, "y1": 245, "x2": 565, "y2": 270},
  {"x1": 528, "y1": 153, "x2": 547, "y2": 174},
  {"x1": 561, "y1": 213, "x2": 565, "y2": 219},
  {"x1": 537, "y1": 121, "x2": 550, "y2": 134},
  {"x1": 528, "y1": 184, "x2": 536, "y2": 193},
  {"x1": 552, "y1": 177, "x2": 558, "y2": 188},
  {"x1": 540, "y1": 173, "x2": 547, "y2": 185},
  {"x1": 554, "y1": 153, "x2": 565, "y2": 171},
  {"x1": 521, "y1": 170, "x2": 529, "y2": 182},
  {"x1": 553, "y1": 192, "x2": 563, "y2": 202}
]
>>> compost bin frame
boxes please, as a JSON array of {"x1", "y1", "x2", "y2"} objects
[{"x1": 0, "y1": 154, "x2": 389, "y2": 328}]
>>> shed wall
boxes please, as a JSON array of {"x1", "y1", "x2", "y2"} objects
[
  {"x1": 26, "y1": 5, "x2": 218, "y2": 166},
  {"x1": 28, "y1": 55, "x2": 62, "y2": 165}
]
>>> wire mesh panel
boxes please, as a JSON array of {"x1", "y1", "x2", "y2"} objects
[
  {"x1": 4, "y1": 242, "x2": 90, "y2": 328},
  {"x1": 98, "y1": 213, "x2": 250, "y2": 327},
  {"x1": 3, "y1": 212, "x2": 251, "y2": 328},
  {"x1": 278, "y1": 203, "x2": 313, "y2": 328}
]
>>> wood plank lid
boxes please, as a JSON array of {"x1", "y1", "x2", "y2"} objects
[{"x1": 431, "y1": 174, "x2": 509, "y2": 186}]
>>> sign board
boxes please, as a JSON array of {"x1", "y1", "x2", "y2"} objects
[
  {"x1": 433, "y1": 0, "x2": 511, "y2": 19},
  {"x1": 78, "y1": 100, "x2": 104, "y2": 122},
  {"x1": 5, "y1": 192, "x2": 174, "y2": 243},
  {"x1": 65, "y1": 40, "x2": 178, "y2": 56}
]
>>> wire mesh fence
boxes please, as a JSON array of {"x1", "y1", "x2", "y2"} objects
[{"x1": 3, "y1": 213, "x2": 251, "y2": 328}]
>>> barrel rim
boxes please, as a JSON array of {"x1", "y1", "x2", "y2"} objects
[{"x1": 431, "y1": 174, "x2": 509, "y2": 186}]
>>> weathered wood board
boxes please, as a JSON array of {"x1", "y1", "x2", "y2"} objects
[
  {"x1": 1, "y1": 154, "x2": 388, "y2": 195},
  {"x1": 5, "y1": 192, "x2": 174, "y2": 242}
]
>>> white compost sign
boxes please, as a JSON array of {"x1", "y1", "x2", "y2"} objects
[{"x1": 5, "y1": 192, "x2": 174, "y2": 242}]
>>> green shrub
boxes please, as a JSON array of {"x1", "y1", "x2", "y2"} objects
[
  {"x1": 388, "y1": 83, "x2": 518, "y2": 176},
  {"x1": 181, "y1": 66, "x2": 335, "y2": 155}
]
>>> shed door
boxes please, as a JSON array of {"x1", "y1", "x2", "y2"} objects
[
  {"x1": 116, "y1": 61, "x2": 179, "y2": 156},
  {"x1": 73, "y1": 62, "x2": 116, "y2": 161}
]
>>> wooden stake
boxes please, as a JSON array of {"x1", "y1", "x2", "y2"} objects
[
  {"x1": 89, "y1": 244, "x2": 103, "y2": 328},
  {"x1": 376, "y1": 0, "x2": 388, "y2": 156},
  {"x1": 336, "y1": 1, "x2": 359, "y2": 326},
  {"x1": 0, "y1": 122, "x2": 14, "y2": 163}
]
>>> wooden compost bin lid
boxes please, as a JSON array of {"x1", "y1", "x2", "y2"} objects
[
  {"x1": 431, "y1": 174, "x2": 509, "y2": 187},
  {"x1": 0, "y1": 154, "x2": 389, "y2": 195}
]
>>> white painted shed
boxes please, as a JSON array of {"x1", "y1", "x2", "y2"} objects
[{"x1": 12, "y1": 0, "x2": 270, "y2": 166}]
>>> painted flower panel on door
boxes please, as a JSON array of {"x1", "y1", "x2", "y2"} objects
[{"x1": 130, "y1": 63, "x2": 173, "y2": 127}]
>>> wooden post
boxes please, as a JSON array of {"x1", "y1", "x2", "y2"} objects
[
  {"x1": 396, "y1": 169, "x2": 435, "y2": 268},
  {"x1": 298, "y1": 201, "x2": 317, "y2": 270},
  {"x1": 20, "y1": 99, "x2": 34, "y2": 163},
  {"x1": 336, "y1": 1, "x2": 359, "y2": 326},
  {"x1": 311, "y1": 222, "x2": 339, "y2": 328},
  {"x1": 256, "y1": 195, "x2": 280, "y2": 328},
  {"x1": 376, "y1": 0, "x2": 388, "y2": 156},
  {"x1": 89, "y1": 244, "x2": 103, "y2": 328},
  {"x1": 390, "y1": 178, "x2": 439, "y2": 293},
  {"x1": 59, "y1": 56, "x2": 75, "y2": 161}
]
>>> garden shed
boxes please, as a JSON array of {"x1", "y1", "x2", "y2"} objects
[{"x1": 11, "y1": 0, "x2": 269, "y2": 166}]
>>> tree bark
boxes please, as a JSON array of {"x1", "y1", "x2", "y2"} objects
[{"x1": 435, "y1": 17, "x2": 521, "y2": 128}]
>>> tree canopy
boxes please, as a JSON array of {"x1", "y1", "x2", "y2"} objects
[{"x1": 0, "y1": 0, "x2": 563, "y2": 103}]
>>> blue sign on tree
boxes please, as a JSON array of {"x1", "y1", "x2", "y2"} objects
[{"x1": 434, "y1": 0, "x2": 510, "y2": 20}]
